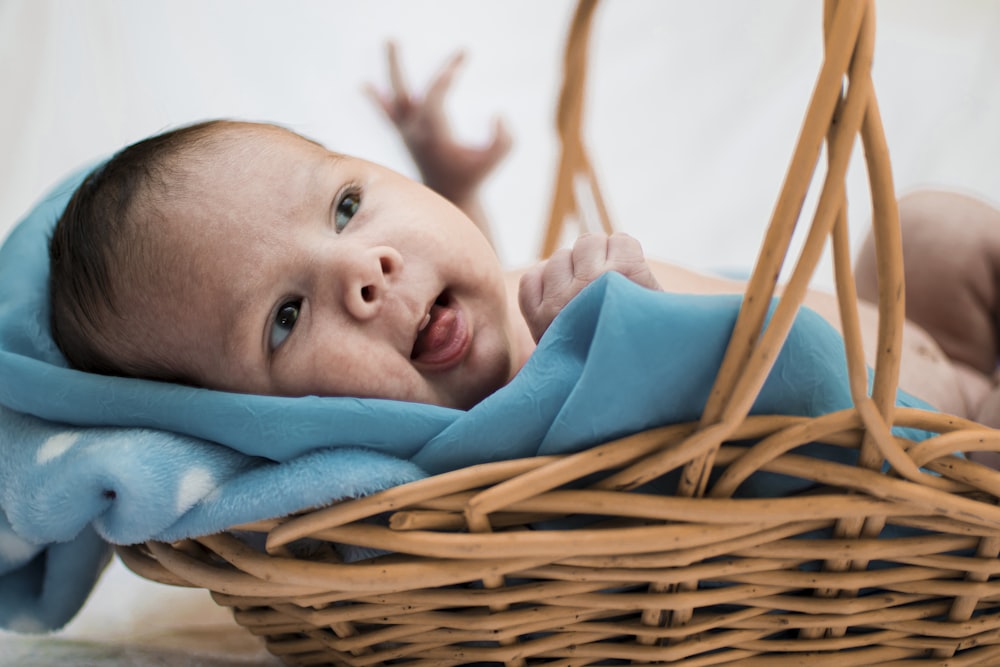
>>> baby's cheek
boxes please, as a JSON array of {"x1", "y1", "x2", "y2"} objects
[{"x1": 271, "y1": 346, "x2": 363, "y2": 399}]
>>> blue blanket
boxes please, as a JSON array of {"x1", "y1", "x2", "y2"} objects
[{"x1": 0, "y1": 168, "x2": 931, "y2": 632}]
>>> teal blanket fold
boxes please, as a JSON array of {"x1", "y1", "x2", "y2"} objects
[{"x1": 0, "y1": 168, "x2": 931, "y2": 631}]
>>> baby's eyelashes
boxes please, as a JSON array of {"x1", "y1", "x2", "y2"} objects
[
  {"x1": 270, "y1": 300, "x2": 301, "y2": 350},
  {"x1": 334, "y1": 188, "x2": 361, "y2": 232}
]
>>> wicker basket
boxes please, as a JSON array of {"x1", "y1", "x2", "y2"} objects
[{"x1": 117, "y1": 1, "x2": 1000, "y2": 664}]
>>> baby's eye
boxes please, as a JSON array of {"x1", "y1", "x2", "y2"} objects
[
  {"x1": 335, "y1": 190, "x2": 360, "y2": 232},
  {"x1": 270, "y1": 300, "x2": 301, "y2": 350}
]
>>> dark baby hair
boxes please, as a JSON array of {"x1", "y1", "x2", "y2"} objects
[{"x1": 48, "y1": 119, "x2": 227, "y2": 377}]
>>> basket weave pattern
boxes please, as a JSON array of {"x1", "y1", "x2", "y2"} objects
[{"x1": 118, "y1": 1, "x2": 1000, "y2": 664}]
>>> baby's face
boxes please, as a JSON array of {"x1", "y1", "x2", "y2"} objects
[{"x1": 141, "y1": 124, "x2": 517, "y2": 409}]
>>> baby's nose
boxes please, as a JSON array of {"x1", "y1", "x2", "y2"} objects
[{"x1": 342, "y1": 246, "x2": 403, "y2": 320}]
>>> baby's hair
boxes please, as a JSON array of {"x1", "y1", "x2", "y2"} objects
[{"x1": 48, "y1": 119, "x2": 232, "y2": 378}]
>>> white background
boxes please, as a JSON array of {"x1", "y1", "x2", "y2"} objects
[{"x1": 2, "y1": 1, "x2": 999, "y2": 664}]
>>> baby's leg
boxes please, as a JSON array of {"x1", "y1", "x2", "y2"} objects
[{"x1": 855, "y1": 190, "x2": 1000, "y2": 425}]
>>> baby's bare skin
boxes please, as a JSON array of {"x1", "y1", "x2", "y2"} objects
[
  {"x1": 381, "y1": 44, "x2": 999, "y2": 425},
  {"x1": 507, "y1": 249, "x2": 976, "y2": 420},
  {"x1": 856, "y1": 190, "x2": 1000, "y2": 424}
]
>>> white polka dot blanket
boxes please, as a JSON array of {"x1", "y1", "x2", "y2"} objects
[{"x1": 0, "y1": 168, "x2": 932, "y2": 632}]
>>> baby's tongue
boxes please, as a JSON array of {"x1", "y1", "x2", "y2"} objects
[{"x1": 412, "y1": 304, "x2": 458, "y2": 362}]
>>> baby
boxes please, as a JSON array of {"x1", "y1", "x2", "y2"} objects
[{"x1": 48, "y1": 46, "x2": 1000, "y2": 428}]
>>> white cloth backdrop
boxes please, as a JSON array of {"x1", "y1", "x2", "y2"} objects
[{"x1": 1, "y1": 1, "x2": 999, "y2": 664}]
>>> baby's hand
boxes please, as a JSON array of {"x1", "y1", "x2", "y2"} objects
[
  {"x1": 518, "y1": 233, "x2": 662, "y2": 343},
  {"x1": 365, "y1": 42, "x2": 512, "y2": 206}
]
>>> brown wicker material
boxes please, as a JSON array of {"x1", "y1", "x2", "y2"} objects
[
  {"x1": 118, "y1": 0, "x2": 1000, "y2": 664},
  {"x1": 541, "y1": 0, "x2": 615, "y2": 257}
]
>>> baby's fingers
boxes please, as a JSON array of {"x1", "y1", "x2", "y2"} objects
[
  {"x1": 518, "y1": 250, "x2": 575, "y2": 342},
  {"x1": 385, "y1": 41, "x2": 412, "y2": 105},
  {"x1": 570, "y1": 233, "x2": 612, "y2": 283},
  {"x1": 364, "y1": 41, "x2": 414, "y2": 123},
  {"x1": 517, "y1": 261, "x2": 548, "y2": 342},
  {"x1": 606, "y1": 233, "x2": 662, "y2": 290},
  {"x1": 484, "y1": 117, "x2": 513, "y2": 161},
  {"x1": 424, "y1": 50, "x2": 467, "y2": 111},
  {"x1": 363, "y1": 83, "x2": 398, "y2": 123}
]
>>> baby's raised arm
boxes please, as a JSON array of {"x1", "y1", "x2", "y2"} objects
[
  {"x1": 518, "y1": 232, "x2": 662, "y2": 342},
  {"x1": 366, "y1": 42, "x2": 511, "y2": 245}
]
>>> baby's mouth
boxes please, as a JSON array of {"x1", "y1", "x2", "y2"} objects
[{"x1": 411, "y1": 291, "x2": 469, "y2": 367}]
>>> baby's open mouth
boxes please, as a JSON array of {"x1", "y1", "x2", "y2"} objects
[{"x1": 411, "y1": 291, "x2": 469, "y2": 367}]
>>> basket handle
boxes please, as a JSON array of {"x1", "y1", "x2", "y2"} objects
[
  {"x1": 539, "y1": 0, "x2": 615, "y2": 258},
  {"x1": 678, "y1": 0, "x2": 906, "y2": 498},
  {"x1": 540, "y1": 0, "x2": 909, "y2": 501}
]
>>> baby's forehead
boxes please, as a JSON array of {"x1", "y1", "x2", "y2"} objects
[
  {"x1": 175, "y1": 123, "x2": 350, "y2": 188},
  {"x1": 147, "y1": 126, "x2": 337, "y2": 273},
  {"x1": 210, "y1": 121, "x2": 335, "y2": 155},
  {"x1": 149, "y1": 121, "x2": 357, "y2": 247}
]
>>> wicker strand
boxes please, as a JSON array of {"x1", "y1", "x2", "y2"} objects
[
  {"x1": 681, "y1": 0, "x2": 869, "y2": 498},
  {"x1": 807, "y1": 2, "x2": 887, "y2": 625},
  {"x1": 117, "y1": 2, "x2": 1000, "y2": 664},
  {"x1": 640, "y1": 0, "x2": 875, "y2": 635},
  {"x1": 539, "y1": 0, "x2": 614, "y2": 259}
]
